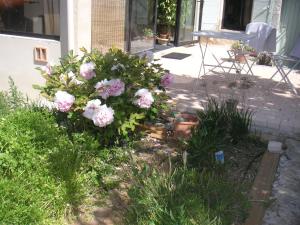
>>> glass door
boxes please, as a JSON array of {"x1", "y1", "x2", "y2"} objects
[
  {"x1": 174, "y1": 0, "x2": 197, "y2": 46},
  {"x1": 129, "y1": 0, "x2": 156, "y2": 53}
]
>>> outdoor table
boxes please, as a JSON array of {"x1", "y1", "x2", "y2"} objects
[{"x1": 192, "y1": 30, "x2": 256, "y2": 77}]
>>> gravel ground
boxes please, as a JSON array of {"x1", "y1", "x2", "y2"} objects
[{"x1": 262, "y1": 139, "x2": 300, "y2": 225}]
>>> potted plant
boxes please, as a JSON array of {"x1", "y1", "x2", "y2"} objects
[
  {"x1": 230, "y1": 41, "x2": 255, "y2": 63},
  {"x1": 174, "y1": 113, "x2": 199, "y2": 139},
  {"x1": 256, "y1": 51, "x2": 272, "y2": 66},
  {"x1": 157, "y1": 0, "x2": 176, "y2": 42},
  {"x1": 143, "y1": 28, "x2": 154, "y2": 40}
]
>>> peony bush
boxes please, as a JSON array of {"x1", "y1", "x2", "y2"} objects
[{"x1": 36, "y1": 48, "x2": 173, "y2": 145}]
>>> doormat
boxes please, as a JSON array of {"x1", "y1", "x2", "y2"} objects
[{"x1": 162, "y1": 52, "x2": 191, "y2": 60}]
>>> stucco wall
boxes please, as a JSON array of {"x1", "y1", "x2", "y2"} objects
[{"x1": 0, "y1": 34, "x2": 61, "y2": 99}]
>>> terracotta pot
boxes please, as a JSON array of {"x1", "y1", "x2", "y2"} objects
[
  {"x1": 174, "y1": 113, "x2": 199, "y2": 139},
  {"x1": 159, "y1": 34, "x2": 168, "y2": 39},
  {"x1": 156, "y1": 36, "x2": 169, "y2": 45},
  {"x1": 235, "y1": 54, "x2": 247, "y2": 63}
]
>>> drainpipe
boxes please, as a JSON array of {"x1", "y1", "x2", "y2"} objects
[
  {"x1": 67, "y1": 0, "x2": 75, "y2": 51},
  {"x1": 60, "y1": 0, "x2": 75, "y2": 55}
]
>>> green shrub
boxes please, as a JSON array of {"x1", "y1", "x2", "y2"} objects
[
  {"x1": 188, "y1": 98, "x2": 252, "y2": 169},
  {"x1": 35, "y1": 48, "x2": 171, "y2": 146},
  {"x1": 125, "y1": 166, "x2": 248, "y2": 225},
  {"x1": 157, "y1": 0, "x2": 177, "y2": 27},
  {"x1": 0, "y1": 76, "x2": 27, "y2": 116},
  {"x1": 0, "y1": 108, "x2": 128, "y2": 224}
]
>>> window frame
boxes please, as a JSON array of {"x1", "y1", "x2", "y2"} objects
[{"x1": 0, "y1": 1, "x2": 60, "y2": 40}]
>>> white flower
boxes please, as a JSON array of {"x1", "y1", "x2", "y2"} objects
[
  {"x1": 92, "y1": 104, "x2": 115, "y2": 127},
  {"x1": 54, "y1": 91, "x2": 75, "y2": 112},
  {"x1": 82, "y1": 99, "x2": 102, "y2": 120},
  {"x1": 68, "y1": 71, "x2": 83, "y2": 85},
  {"x1": 59, "y1": 73, "x2": 67, "y2": 84},
  {"x1": 111, "y1": 63, "x2": 125, "y2": 71},
  {"x1": 134, "y1": 88, "x2": 154, "y2": 109},
  {"x1": 80, "y1": 62, "x2": 96, "y2": 80}
]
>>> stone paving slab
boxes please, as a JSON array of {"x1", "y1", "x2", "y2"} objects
[{"x1": 154, "y1": 44, "x2": 300, "y2": 138}]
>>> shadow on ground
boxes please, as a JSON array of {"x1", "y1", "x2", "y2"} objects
[{"x1": 167, "y1": 72, "x2": 300, "y2": 137}]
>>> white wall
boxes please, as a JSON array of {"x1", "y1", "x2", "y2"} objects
[
  {"x1": 0, "y1": 35, "x2": 61, "y2": 99},
  {"x1": 0, "y1": 0, "x2": 92, "y2": 99}
]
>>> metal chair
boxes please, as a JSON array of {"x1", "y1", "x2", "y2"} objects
[{"x1": 270, "y1": 37, "x2": 300, "y2": 95}]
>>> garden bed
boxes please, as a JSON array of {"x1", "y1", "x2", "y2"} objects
[{"x1": 0, "y1": 50, "x2": 268, "y2": 225}]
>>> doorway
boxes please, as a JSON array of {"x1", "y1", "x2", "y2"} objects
[
  {"x1": 156, "y1": 0, "x2": 202, "y2": 47},
  {"x1": 127, "y1": 0, "x2": 157, "y2": 53},
  {"x1": 222, "y1": 0, "x2": 253, "y2": 31}
]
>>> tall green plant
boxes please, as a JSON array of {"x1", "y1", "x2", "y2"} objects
[
  {"x1": 157, "y1": 0, "x2": 177, "y2": 27},
  {"x1": 125, "y1": 165, "x2": 248, "y2": 225},
  {"x1": 188, "y1": 98, "x2": 253, "y2": 169}
]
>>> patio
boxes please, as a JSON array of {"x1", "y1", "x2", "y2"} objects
[{"x1": 154, "y1": 44, "x2": 300, "y2": 138}]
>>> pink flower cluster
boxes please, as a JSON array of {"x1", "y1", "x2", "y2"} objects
[
  {"x1": 54, "y1": 91, "x2": 75, "y2": 112},
  {"x1": 95, "y1": 79, "x2": 125, "y2": 99},
  {"x1": 83, "y1": 99, "x2": 115, "y2": 127},
  {"x1": 134, "y1": 89, "x2": 154, "y2": 109},
  {"x1": 160, "y1": 73, "x2": 174, "y2": 87},
  {"x1": 82, "y1": 99, "x2": 102, "y2": 120},
  {"x1": 92, "y1": 105, "x2": 115, "y2": 127},
  {"x1": 80, "y1": 62, "x2": 96, "y2": 80}
]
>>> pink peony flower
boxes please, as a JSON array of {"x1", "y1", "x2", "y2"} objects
[
  {"x1": 54, "y1": 91, "x2": 75, "y2": 112},
  {"x1": 41, "y1": 64, "x2": 52, "y2": 75},
  {"x1": 95, "y1": 79, "x2": 111, "y2": 99},
  {"x1": 160, "y1": 73, "x2": 174, "y2": 87},
  {"x1": 92, "y1": 104, "x2": 115, "y2": 127},
  {"x1": 80, "y1": 62, "x2": 96, "y2": 80},
  {"x1": 134, "y1": 88, "x2": 154, "y2": 109},
  {"x1": 95, "y1": 79, "x2": 125, "y2": 99},
  {"x1": 107, "y1": 79, "x2": 125, "y2": 97},
  {"x1": 82, "y1": 99, "x2": 102, "y2": 120}
]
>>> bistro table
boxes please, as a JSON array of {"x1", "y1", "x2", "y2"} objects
[{"x1": 192, "y1": 30, "x2": 257, "y2": 77}]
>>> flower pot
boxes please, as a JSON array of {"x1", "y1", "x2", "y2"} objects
[
  {"x1": 156, "y1": 37, "x2": 169, "y2": 45},
  {"x1": 159, "y1": 34, "x2": 169, "y2": 39},
  {"x1": 174, "y1": 113, "x2": 198, "y2": 139},
  {"x1": 235, "y1": 54, "x2": 247, "y2": 63}
]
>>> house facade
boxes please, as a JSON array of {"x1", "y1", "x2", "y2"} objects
[
  {"x1": 0, "y1": 0, "x2": 157, "y2": 97},
  {"x1": 201, "y1": 0, "x2": 300, "y2": 54}
]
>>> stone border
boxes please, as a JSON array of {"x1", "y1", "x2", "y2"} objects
[{"x1": 244, "y1": 151, "x2": 280, "y2": 225}]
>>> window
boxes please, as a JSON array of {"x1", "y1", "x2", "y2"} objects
[{"x1": 0, "y1": 0, "x2": 60, "y2": 39}]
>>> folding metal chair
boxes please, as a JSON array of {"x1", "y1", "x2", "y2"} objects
[
  {"x1": 226, "y1": 49, "x2": 256, "y2": 75},
  {"x1": 270, "y1": 37, "x2": 300, "y2": 95}
]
